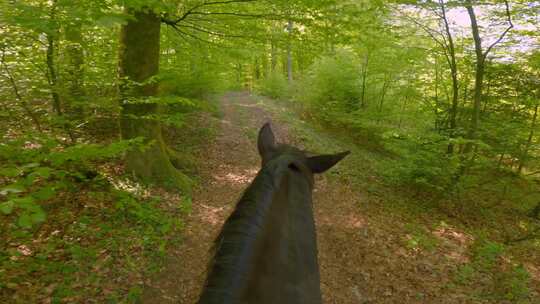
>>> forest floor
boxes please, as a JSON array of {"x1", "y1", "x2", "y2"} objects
[{"x1": 141, "y1": 92, "x2": 540, "y2": 304}]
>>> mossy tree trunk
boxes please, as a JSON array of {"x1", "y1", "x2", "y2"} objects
[{"x1": 118, "y1": 8, "x2": 190, "y2": 191}]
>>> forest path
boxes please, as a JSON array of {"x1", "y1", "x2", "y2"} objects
[{"x1": 141, "y1": 92, "x2": 470, "y2": 304}]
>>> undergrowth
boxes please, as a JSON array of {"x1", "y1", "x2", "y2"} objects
[{"x1": 0, "y1": 97, "x2": 218, "y2": 303}]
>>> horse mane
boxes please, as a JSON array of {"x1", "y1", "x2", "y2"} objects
[{"x1": 198, "y1": 160, "x2": 288, "y2": 304}]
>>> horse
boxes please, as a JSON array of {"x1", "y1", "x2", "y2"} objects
[{"x1": 197, "y1": 123, "x2": 349, "y2": 304}]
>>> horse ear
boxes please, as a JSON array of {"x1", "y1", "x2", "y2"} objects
[
  {"x1": 306, "y1": 151, "x2": 350, "y2": 174},
  {"x1": 257, "y1": 123, "x2": 276, "y2": 158}
]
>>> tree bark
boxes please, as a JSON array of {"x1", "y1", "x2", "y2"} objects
[
  {"x1": 254, "y1": 58, "x2": 260, "y2": 80},
  {"x1": 46, "y1": 34, "x2": 62, "y2": 117},
  {"x1": 464, "y1": 2, "x2": 484, "y2": 153},
  {"x1": 0, "y1": 50, "x2": 42, "y2": 132},
  {"x1": 398, "y1": 94, "x2": 409, "y2": 129},
  {"x1": 518, "y1": 104, "x2": 539, "y2": 174},
  {"x1": 235, "y1": 63, "x2": 243, "y2": 87},
  {"x1": 46, "y1": 0, "x2": 75, "y2": 142},
  {"x1": 440, "y1": 0, "x2": 460, "y2": 154},
  {"x1": 64, "y1": 22, "x2": 85, "y2": 118},
  {"x1": 464, "y1": 0, "x2": 512, "y2": 153},
  {"x1": 118, "y1": 8, "x2": 190, "y2": 191},
  {"x1": 286, "y1": 20, "x2": 293, "y2": 83},
  {"x1": 529, "y1": 201, "x2": 540, "y2": 219},
  {"x1": 360, "y1": 52, "x2": 369, "y2": 108},
  {"x1": 261, "y1": 52, "x2": 268, "y2": 78},
  {"x1": 377, "y1": 75, "x2": 389, "y2": 123},
  {"x1": 270, "y1": 38, "x2": 277, "y2": 72}
]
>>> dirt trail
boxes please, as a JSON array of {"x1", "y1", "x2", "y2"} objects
[{"x1": 141, "y1": 92, "x2": 473, "y2": 304}]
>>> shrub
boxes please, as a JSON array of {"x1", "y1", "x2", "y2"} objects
[
  {"x1": 496, "y1": 264, "x2": 531, "y2": 302},
  {"x1": 295, "y1": 49, "x2": 362, "y2": 121},
  {"x1": 471, "y1": 239, "x2": 505, "y2": 270},
  {"x1": 257, "y1": 71, "x2": 289, "y2": 100},
  {"x1": 382, "y1": 132, "x2": 460, "y2": 193},
  {"x1": 160, "y1": 68, "x2": 222, "y2": 99},
  {"x1": 453, "y1": 238, "x2": 532, "y2": 302}
]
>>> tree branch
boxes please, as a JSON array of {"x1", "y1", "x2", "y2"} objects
[
  {"x1": 187, "y1": 11, "x2": 284, "y2": 19},
  {"x1": 0, "y1": 48, "x2": 43, "y2": 132},
  {"x1": 483, "y1": 0, "x2": 513, "y2": 58},
  {"x1": 167, "y1": 23, "x2": 235, "y2": 48},
  {"x1": 176, "y1": 23, "x2": 249, "y2": 38},
  {"x1": 162, "y1": 0, "x2": 258, "y2": 24}
]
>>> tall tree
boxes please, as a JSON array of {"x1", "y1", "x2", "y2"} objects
[
  {"x1": 118, "y1": 7, "x2": 189, "y2": 189},
  {"x1": 286, "y1": 20, "x2": 293, "y2": 83},
  {"x1": 402, "y1": 0, "x2": 460, "y2": 153},
  {"x1": 63, "y1": 19, "x2": 85, "y2": 119},
  {"x1": 464, "y1": 0, "x2": 513, "y2": 152}
]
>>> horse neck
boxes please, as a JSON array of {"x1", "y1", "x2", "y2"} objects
[
  {"x1": 242, "y1": 170, "x2": 322, "y2": 304},
  {"x1": 199, "y1": 168, "x2": 321, "y2": 304},
  {"x1": 198, "y1": 167, "x2": 285, "y2": 304}
]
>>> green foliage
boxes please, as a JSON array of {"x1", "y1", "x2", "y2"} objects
[
  {"x1": 257, "y1": 71, "x2": 289, "y2": 100},
  {"x1": 496, "y1": 264, "x2": 532, "y2": 302},
  {"x1": 1, "y1": 184, "x2": 185, "y2": 302},
  {"x1": 455, "y1": 264, "x2": 476, "y2": 285},
  {"x1": 453, "y1": 238, "x2": 533, "y2": 302},
  {"x1": 403, "y1": 224, "x2": 439, "y2": 252},
  {"x1": 471, "y1": 239, "x2": 505, "y2": 270},
  {"x1": 160, "y1": 67, "x2": 223, "y2": 99},
  {"x1": 0, "y1": 134, "x2": 144, "y2": 230},
  {"x1": 382, "y1": 133, "x2": 460, "y2": 193},
  {"x1": 295, "y1": 49, "x2": 362, "y2": 121},
  {"x1": 0, "y1": 128, "x2": 187, "y2": 303}
]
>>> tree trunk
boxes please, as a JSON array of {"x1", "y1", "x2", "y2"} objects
[
  {"x1": 261, "y1": 52, "x2": 268, "y2": 78},
  {"x1": 64, "y1": 22, "x2": 85, "y2": 118},
  {"x1": 46, "y1": 34, "x2": 62, "y2": 117},
  {"x1": 235, "y1": 63, "x2": 243, "y2": 87},
  {"x1": 377, "y1": 76, "x2": 389, "y2": 123},
  {"x1": 529, "y1": 201, "x2": 540, "y2": 219},
  {"x1": 0, "y1": 51, "x2": 43, "y2": 132},
  {"x1": 118, "y1": 8, "x2": 190, "y2": 191},
  {"x1": 46, "y1": 1, "x2": 75, "y2": 142},
  {"x1": 398, "y1": 94, "x2": 409, "y2": 129},
  {"x1": 271, "y1": 39, "x2": 277, "y2": 72},
  {"x1": 446, "y1": 62, "x2": 459, "y2": 153},
  {"x1": 254, "y1": 58, "x2": 260, "y2": 80},
  {"x1": 518, "y1": 104, "x2": 539, "y2": 174},
  {"x1": 434, "y1": 57, "x2": 439, "y2": 104},
  {"x1": 440, "y1": 0, "x2": 460, "y2": 154},
  {"x1": 360, "y1": 52, "x2": 369, "y2": 108},
  {"x1": 286, "y1": 20, "x2": 293, "y2": 83},
  {"x1": 464, "y1": 2, "x2": 485, "y2": 154}
]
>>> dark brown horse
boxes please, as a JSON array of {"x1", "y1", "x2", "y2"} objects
[{"x1": 198, "y1": 123, "x2": 349, "y2": 304}]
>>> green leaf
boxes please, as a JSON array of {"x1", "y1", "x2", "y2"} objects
[
  {"x1": 0, "y1": 201, "x2": 14, "y2": 215},
  {"x1": 0, "y1": 184, "x2": 26, "y2": 196},
  {"x1": 31, "y1": 210, "x2": 46, "y2": 224},
  {"x1": 14, "y1": 197, "x2": 39, "y2": 212},
  {"x1": 0, "y1": 167, "x2": 21, "y2": 178},
  {"x1": 17, "y1": 213, "x2": 33, "y2": 228},
  {"x1": 22, "y1": 163, "x2": 40, "y2": 170},
  {"x1": 34, "y1": 167, "x2": 52, "y2": 179},
  {"x1": 33, "y1": 186, "x2": 56, "y2": 201},
  {"x1": 96, "y1": 14, "x2": 129, "y2": 27}
]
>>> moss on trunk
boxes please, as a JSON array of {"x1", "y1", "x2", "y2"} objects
[{"x1": 118, "y1": 8, "x2": 191, "y2": 192}]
